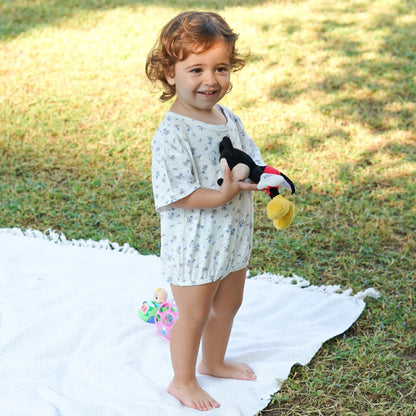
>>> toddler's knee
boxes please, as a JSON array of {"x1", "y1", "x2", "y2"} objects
[
  {"x1": 180, "y1": 308, "x2": 210, "y2": 329},
  {"x1": 212, "y1": 295, "x2": 243, "y2": 319}
]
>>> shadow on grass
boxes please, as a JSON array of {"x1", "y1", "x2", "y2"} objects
[
  {"x1": 269, "y1": 6, "x2": 416, "y2": 135},
  {"x1": 0, "y1": 0, "x2": 269, "y2": 40}
]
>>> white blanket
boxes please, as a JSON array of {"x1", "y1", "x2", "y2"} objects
[{"x1": 0, "y1": 228, "x2": 379, "y2": 416}]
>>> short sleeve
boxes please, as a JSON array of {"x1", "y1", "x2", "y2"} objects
[{"x1": 151, "y1": 127, "x2": 200, "y2": 212}]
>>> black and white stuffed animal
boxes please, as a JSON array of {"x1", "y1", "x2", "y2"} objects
[{"x1": 218, "y1": 136, "x2": 295, "y2": 230}]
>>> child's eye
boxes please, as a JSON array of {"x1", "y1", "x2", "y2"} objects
[
  {"x1": 190, "y1": 68, "x2": 202, "y2": 74},
  {"x1": 216, "y1": 66, "x2": 229, "y2": 73}
]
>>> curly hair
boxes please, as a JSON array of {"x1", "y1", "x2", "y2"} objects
[{"x1": 145, "y1": 11, "x2": 247, "y2": 101}]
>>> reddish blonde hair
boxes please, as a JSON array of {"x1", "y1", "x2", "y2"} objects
[{"x1": 146, "y1": 11, "x2": 247, "y2": 101}]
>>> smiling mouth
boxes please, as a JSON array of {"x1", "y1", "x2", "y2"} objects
[{"x1": 198, "y1": 90, "x2": 217, "y2": 96}]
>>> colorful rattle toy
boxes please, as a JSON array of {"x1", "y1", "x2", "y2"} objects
[
  {"x1": 139, "y1": 288, "x2": 168, "y2": 323},
  {"x1": 155, "y1": 301, "x2": 178, "y2": 340},
  {"x1": 139, "y1": 288, "x2": 178, "y2": 340}
]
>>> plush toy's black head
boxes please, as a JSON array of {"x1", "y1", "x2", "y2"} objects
[{"x1": 218, "y1": 137, "x2": 265, "y2": 184}]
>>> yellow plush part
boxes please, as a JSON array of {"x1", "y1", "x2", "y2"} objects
[
  {"x1": 266, "y1": 194, "x2": 291, "y2": 220},
  {"x1": 273, "y1": 201, "x2": 295, "y2": 230}
]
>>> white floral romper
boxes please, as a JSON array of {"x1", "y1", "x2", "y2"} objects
[{"x1": 151, "y1": 105, "x2": 264, "y2": 286}]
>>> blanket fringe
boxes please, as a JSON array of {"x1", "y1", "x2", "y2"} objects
[
  {"x1": 0, "y1": 227, "x2": 139, "y2": 255},
  {"x1": 250, "y1": 272, "x2": 381, "y2": 300}
]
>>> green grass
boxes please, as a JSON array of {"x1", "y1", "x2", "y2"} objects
[{"x1": 1, "y1": 0, "x2": 415, "y2": 414}]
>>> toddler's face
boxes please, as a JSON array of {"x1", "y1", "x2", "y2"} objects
[{"x1": 166, "y1": 41, "x2": 231, "y2": 118}]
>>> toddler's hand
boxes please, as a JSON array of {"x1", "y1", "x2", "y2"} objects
[{"x1": 219, "y1": 166, "x2": 258, "y2": 202}]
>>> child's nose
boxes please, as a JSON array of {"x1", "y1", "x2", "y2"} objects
[{"x1": 204, "y1": 71, "x2": 217, "y2": 86}]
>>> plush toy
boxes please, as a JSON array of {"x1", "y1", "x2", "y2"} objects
[
  {"x1": 139, "y1": 288, "x2": 168, "y2": 323},
  {"x1": 218, "y1": 136, "x2": 296, "y2": 230}
]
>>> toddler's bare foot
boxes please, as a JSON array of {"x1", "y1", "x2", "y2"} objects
[
  {"x1": 168, "y1": 380, "x2": 220, "y2": 411},
  {"x1": 198, "y1": 361, "x2": 257, "y2": 381}
]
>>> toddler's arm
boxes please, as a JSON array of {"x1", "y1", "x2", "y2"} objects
[{"x1": 171, "y1": 166, "x2": 258, "y2": 210}]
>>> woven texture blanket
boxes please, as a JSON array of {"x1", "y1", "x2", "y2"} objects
[{"x1": 0, "y1": 228, "x2": 379, "y2": 416}]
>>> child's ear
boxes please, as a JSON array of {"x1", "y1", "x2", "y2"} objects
[{"x1": 165, "y1": 68, "x2": 175, "y2": 85}]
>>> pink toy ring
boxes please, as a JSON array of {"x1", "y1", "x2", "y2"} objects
[{"x1": 155, "y1": 301, "x2": 178, "y2": 340}]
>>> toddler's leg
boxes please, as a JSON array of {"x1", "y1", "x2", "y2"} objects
[
  {"x1": 168, "y1": 282, "x2": 221, "y2": 411},
  {"x1": 198, "y1": 268, "x2": 257, "y2": 381}
]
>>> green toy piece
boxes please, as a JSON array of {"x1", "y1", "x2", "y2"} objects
[{"x1": 139, "y1": 288, "x2": 168, "y2": 324}]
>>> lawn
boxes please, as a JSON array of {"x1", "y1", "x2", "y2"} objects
[{"x1": 1, "y1": 0, "x2": 415, "y2": 414}]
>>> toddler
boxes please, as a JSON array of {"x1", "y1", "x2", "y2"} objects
[{"x1": 146, "y1": 11, "x2": 264, "y2": 411}]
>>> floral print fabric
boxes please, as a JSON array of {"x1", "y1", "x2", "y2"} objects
[{"x1": 151, "y1": 106, "x2": 264, "y2": 286}]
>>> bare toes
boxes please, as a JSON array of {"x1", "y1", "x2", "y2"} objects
[{"x1": 168, "y1": 381, "x2": 220, "y2": 411}]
